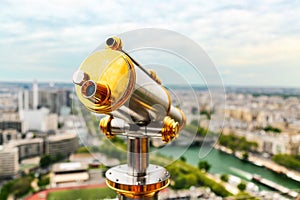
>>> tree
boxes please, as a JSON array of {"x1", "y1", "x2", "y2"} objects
[
  {"x1": 11, "y1": 176, "x2": 33, "y2": 197},
  {"x1": 40, "y1": 154, "x2": 53, "y2": 168},
  {"x1": 38, "y1": 176, "x2": 50, "y2": 187},
  {"x1": 200, "y1": 110, "x2": 211, "y2": 120},
  {"x1": 173, "y1": 176, "x2": 187, "y2": 189},
  {"x1": 218, "y1": 134, "x2": 258, "y2": 152},
  {"x1": 263, "y1": 125, "x2": 281, "y2": 133},
  {"x1": 242, "y1": 152, "x2": 249, "y2": 160},
  {"x1": 76, "y1": 146, "x2": 90, "y2": 153},
  {"x1": 55, "y1": 153, "x2": 65, "y2": 162},
  {"x1": 198, "y1": 161, "x2": 211, "y2": 172},
  {"x1": 196, "y1": 126, "x2": 208, "y2": 137},
  {"x1": 220, "y1": 174, "x2": 229, "y2": 182},
  {"x1": 237, "y1": 181, "x2": 247, "y2": 191},
  {"x1": 272, "y1": 154, "x2": 300, "y2": 171},
  {"x1": 180, "y1": 156, "x2": 186, "y2": 162},
  {"x1": 0, "y1": 181, "x2": 13, "y2": 200}
]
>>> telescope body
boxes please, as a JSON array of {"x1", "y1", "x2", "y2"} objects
[
  {"x1": 74, "y1": 48, "x2": 185, "y2": 131},
  {"x1": 73, "y1": 37, "x2": 186, "y2": 199}
]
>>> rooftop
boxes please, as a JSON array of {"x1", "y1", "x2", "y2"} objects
[
  {"x1": 52, "y1": 162, "x2": 88, "y2": 173},
  {"x1": 47, "y1": 133, "x2": 77, "y2": 142},
  {"x1": 6, "y1": 138, "x2": 43, "y2": 148}
]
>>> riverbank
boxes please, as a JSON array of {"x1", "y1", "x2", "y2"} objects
[
  {"x1": 158, "y1": 145, "x2": 300, "y2": 191},
  {"x1": 215, "y1": 144, "x2": 300, "y2": 198},
  {"x1": 214, "y1": 144, "x2": 300, "y2": 183}
]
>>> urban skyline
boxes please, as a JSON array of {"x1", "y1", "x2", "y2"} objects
[{"x1": 0, "y1": 80, "x2": 299, "y2": 199}]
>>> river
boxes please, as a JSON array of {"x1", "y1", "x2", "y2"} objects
[{"x1": 157, "y1": 145, "x2": 300, "y2": 191}]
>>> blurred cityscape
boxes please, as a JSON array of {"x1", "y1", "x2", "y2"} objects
[{"x1": 0, "y1": 80, "x2": 300, "y2": 200}]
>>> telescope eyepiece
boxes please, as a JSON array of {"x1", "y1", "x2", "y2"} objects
[
  {"x1": 81, "y1": 80, "x2": 111, "y2": 105},
  {"x1": 106, "y1": 38, "x2": 115, "y2": 46},
  {"x1": 105, "y1": 36, "x2": 122, "y2": 50}
]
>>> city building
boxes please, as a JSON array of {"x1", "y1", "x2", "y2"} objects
[
  {"x1": 6, "y1": 138, "x2": 44, "y2": 161},
  {"x1": 51, "y1": 162, "x2": 89, "y2": 187},
  {"x1": 0, "y1": 129, "x2": 19, "y2": 145},
  {"x1": 0, "y1": 146, "x2": 19, "y2": 177},
  {"x1": 0, "y1": 112, "x2": 24, "y2": 133},
  {"x1": 39, "y1": 89, "x2": 71, "y2": 114},
  {"x1": 227, "y1": 129, "x2": 300, "y2": 155},
  {"x1": 18, "y1": 80, "x2": 71, "y2": 115},
  {"x1": 44, "y1": 113, "x2": 58, "y2": 132},
  {"x1": 46, "y1": 133, "x2": 78, "y2": 157},
  {"x1": 19, "y1": 108, "x2": 58, "y2": 132},
  {"x1": 33, "y1": 80, "x2": 39, "y2": 110}
]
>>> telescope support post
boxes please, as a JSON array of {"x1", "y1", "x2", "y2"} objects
[
  {"x1": 105, "y1": 132, "x2": 170, "y2": 199},
  {"x1": 127, "y1": 137, "x2": 149, "y2": 177}
]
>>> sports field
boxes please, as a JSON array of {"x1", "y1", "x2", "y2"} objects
[{"x1": 47, "y1": 187, "x2": 116, "y2": 200}]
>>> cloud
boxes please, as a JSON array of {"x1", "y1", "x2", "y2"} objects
[{"x1": 0, "y1": 0, "x2": 299, "y2": 86}]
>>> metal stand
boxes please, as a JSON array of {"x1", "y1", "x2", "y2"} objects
[
  {"x1": 72, "y1": 36, "x2": 185, "y2": 200},
  {"x1": 118, "y1": 193, "x2": 158, "y2": 200},
  {"x1": 106, "y1": 136, "x2": 170, "y2": 199}
]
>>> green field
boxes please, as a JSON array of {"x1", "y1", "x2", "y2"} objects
[{"x1": 47, "y1": 187, "x2": 116, "y2": 200}]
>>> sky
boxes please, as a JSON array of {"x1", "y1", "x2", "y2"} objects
[{"x1": 0, "y1": 0, "x2": 299, "y2": 87}]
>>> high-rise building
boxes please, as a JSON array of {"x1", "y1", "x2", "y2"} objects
[
  {"x1": 24, "y1": 90, "x2": 29, "y2": 110},
  {"x1": 18, "y1": 90, "x2": 23, "y2": 112},
  {"x1": 0, "y1": 146, "x2": 19, "y2": 177},
  {"x1": 38, "y1": 89, "x2": 71, "y2": 114},
  {"x1": 33, "y1": 80, "x2": 39, "y2": 110}
]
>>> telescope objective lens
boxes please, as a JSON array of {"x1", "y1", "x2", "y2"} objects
[
  {"x1": 81, "y1": 80, "x2": 96, "y2": 98},
  {"x1": 86, "y1": 84, "x2": 95, "y2": 97},
  {"x1": 81, "y1": 80, "x2": 111, "y2": 105}
]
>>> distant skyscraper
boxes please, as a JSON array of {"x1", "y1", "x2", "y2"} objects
[
  {"x1": 33, "y1": 80, "x2": 39, "y2": 110},
  {"x1": 24, "y1": 90, "x2": 29, "y2": 110},
  {"x1": 18, "y1": 90, "x2": 23, "y2": 112}
]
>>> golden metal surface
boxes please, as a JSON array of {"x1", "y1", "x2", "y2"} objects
[
  {"x1": 106, "y1": 179, "x2": 169, "y2": 198},
  {"x1": 99, "y1": 115, "x2": 114, "y2": 138},
  {"x1": 161, "y1": 116, "x2": 179, "y2": 143},
  {"x1": 161, "y1": 86, "x2": 171, "y2": 116},
  {"x1": 148, "y1": 69, "x2": 162, "y2": 85},
  {"x1": 75, "y1": 49, "x2": 135, "y2": 113},
  {"x1": 81, "y1": 80, "x2": 111, "y2": 105},
  {"x1": 178, "y1": 108, "x2": 186, "y2": 131}
]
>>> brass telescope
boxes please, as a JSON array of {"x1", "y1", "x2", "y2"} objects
[{"x1": 73, "y1": 36, "x2": 186, "y2": 199}]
